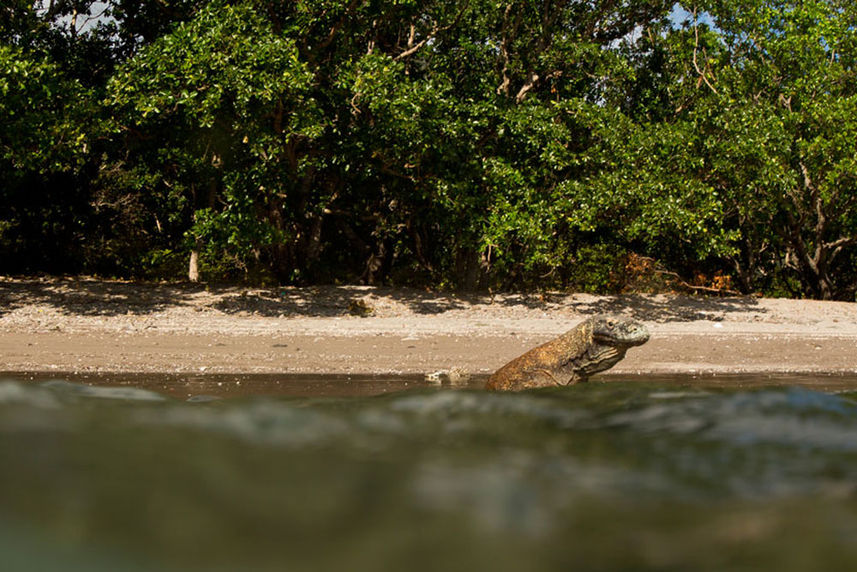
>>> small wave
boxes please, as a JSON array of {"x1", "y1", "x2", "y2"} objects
[
  {"x1": 602, "y1": 387, "x2": 857, "y2": 450},
  {"x1": 40, "y1": 380, "x2": 167, "y2": 402},
  {"x1": 0, "y1": 380, "x2": 60, "y2": 409},
  {"x1": 136, "y1": 400, "x2": 351, "y2": 447}
]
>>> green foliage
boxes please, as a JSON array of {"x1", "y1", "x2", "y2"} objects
[
  {"x1": 0, "y1": 44, "x2": 97, "y2": 271},
  {"x1": 1, "y1": 0, "x2": 856, "y2": 297},
  {"x1": 656, "y1": 0, "x2": 857, "y2": 298},
  {"x1": 106, "y1": 1, "x2": 320, "y2": 280},
  {"x1": 0, "y1": 45, "x2": 91, "y2": 172}
]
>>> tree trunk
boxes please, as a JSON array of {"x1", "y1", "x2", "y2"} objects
[
  {"x1": 188, "y1": 248, "x2": 200, "y2": 282},
  {"x1": 187, "y1": 173, "x2": 218, "y2": 283},
  {"x1": 362, "y1": 237, "x2": 394, "y2": 285},
  {"x1": 454, "y1": 246, "x2": 488, "y2": 291}
]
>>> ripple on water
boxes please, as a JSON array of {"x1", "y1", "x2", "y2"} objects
[
  {"x1": 2, "y1": 377, "x2": 857, "y2": 570},
  {"x1": 40, "y1": 380, "x2": 167, "y2": 402}
]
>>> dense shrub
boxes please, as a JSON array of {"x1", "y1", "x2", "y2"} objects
[{"x1": 2, "y1": 1, "x2": 856, "y2": 299}]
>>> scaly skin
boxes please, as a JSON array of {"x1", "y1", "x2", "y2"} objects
[{"x1": 485, "y1": 316, "x2": 650, "y2": 391}]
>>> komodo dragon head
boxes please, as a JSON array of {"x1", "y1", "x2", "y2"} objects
[
  {"x1": 572, "y1": 316, "x2": 651, "y2": 380},
  {"x1": 590, "y1": 316, "x2": 650, "y2": 347}
]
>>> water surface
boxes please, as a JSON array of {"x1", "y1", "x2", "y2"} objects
[{"x1": 3, "y1": 373, "x2": 857, "y2": 571}]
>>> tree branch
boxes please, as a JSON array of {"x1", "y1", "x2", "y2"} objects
[
  {"x1": 514, "y1": 71, "x2": 540, "y2": 103},
  {"x1": 691, "y1": 9, "x2": 718, "y2": 94},
  {"x1": 318, "y1": 0, "x2": 364, "y2": 51},
  {"x1": 655, "y1": 268, "x2": 742, "y2": 296},
  {"x1": 825, "y1": 235, "x2": 857, "y2": 252},
  {"x1": 798, "y1": 161, "x2": 827, "y2": 268},
  {"x1": 496, "y1": 3, "x2": 518, "y2": 96},
  {"x1": 506, "y1": 1, "x2": 563, "y2": 103},
  {"x1": 394, "y1": 2, "x2": 469, "y2": 61}
]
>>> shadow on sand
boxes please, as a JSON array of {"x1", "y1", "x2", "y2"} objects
[
  {"x1": 0, "y1": 278, "x2": 200, "y2": 317},
  {"x1": 0, "y1": 278, "x2": 763, "y2": 322}
]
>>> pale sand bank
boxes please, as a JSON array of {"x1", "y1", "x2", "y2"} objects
[{"x1": 1, "y1": 278, "x2": 856, "y2": 377}]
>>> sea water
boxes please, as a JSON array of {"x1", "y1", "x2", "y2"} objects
[{"x1": 2, "y1": 373, "x2": 857, "y2": 571}]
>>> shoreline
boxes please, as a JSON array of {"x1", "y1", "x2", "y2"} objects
[
  {"x1": 3, "y1": 331, "x2": 857, "y2": 377},
  {"x1": 2, "y1": 277, "x2": 856, "y2": 378}
]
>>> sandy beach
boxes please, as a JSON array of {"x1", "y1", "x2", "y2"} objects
[{"x1": 1, "y1": 277, "x2": 856, "y2": 378}]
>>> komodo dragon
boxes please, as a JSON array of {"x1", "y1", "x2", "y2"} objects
[{"x1": 485, "y1": 316, "x2": 650, "y2": 391}]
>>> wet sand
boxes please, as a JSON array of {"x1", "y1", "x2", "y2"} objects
[{"x1": 1, "y1": 277, "x2": 856, "y2": 377}]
